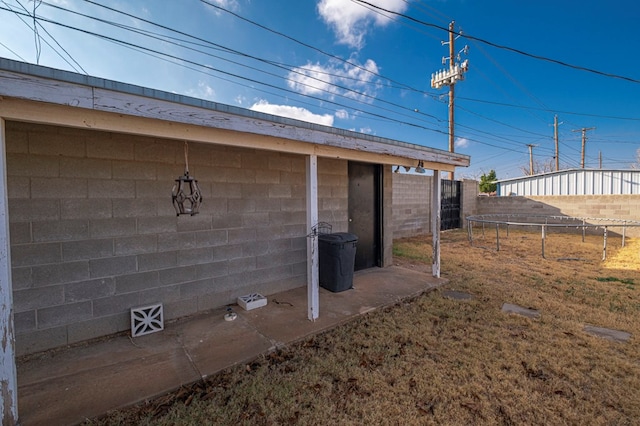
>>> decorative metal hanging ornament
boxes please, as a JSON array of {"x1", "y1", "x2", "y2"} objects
[{"x1": 172, "y1": 141, "x2": 202, "y2": 216}]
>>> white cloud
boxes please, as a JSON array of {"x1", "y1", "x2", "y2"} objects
[
  {"x1": 348, "y1": 126, "x2": 374, "y2": 134},
  {"x1": 186, "y1": 81, "x2": 216, "y2": 101},
  {"x1": 211, "y1": 0, "x2": 238, "y2": 6},
  {"x1": 335, "y1": 109, "x2": 351, "y2": 120},
  {"x1": 250, "y1": 100, "x2": 334, "y2": 127},
  {"x1": 287, "y1": 57, "x2": 381, "y2": 102},
  {"x1": 204, "y1": 0, "x2": 240, "y2": 15},
  {"x1": 317, "y1": 0, "x2": 408, "y2": 49},
  {"x1": 455, "y1": 137, "x2": 470, "y2": 149}
]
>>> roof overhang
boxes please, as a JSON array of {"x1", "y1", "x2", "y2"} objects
[{"x1": 0, "y1": 59, "x2": 470, "y2": 172}]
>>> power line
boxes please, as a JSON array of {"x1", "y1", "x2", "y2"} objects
[
  {"x1": 1, "y1": 5, "x2": 461, "y2": 139},
  {"x1": 0, "y1": 40, "x2": 26, "y2": 61},
  {"x1": 8, "y1": 3, "x2": 523, "y2": 153},
  {"x1": 31, "y1": 0, "x2": 41, "y2": 63},
  {"x1": 456, "y1": 96, "x2": 640, "y2": 122},
  {"x1": 198, "y1": 0, "x2": 418, "y2": 94},
  {"x1": 197, "y1": 0, "x2": 552, "y2": 144},
  {"x1": 23, "y1": 3, "x2": 448, "y2": 130},
  {"x1": 68, "y1": 1, "x2": 640, "y2": 127},
  {"x1": 78, "y1": 0, "x2": 409, "y2": 95},
  {"x1": 2, "y1": 0, "x2": 85, "y2": 73},
  {"x1": 352, "y1": 0, "x2": 640, "y2": 84},
  {"x1": 50, "y1": 1, "x2": 447, "y2": 128},
  {"x1": 469, "y1": 39, "x2": 549, "y2": 125},
  {"x1": 2, "y1": 1, "x2": 634, "y2": 165},
  {"x1": 17, "y1": 0, "x2": 87, "y2": 73}
]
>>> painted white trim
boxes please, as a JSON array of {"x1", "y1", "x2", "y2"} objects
[
  {"x1": 306, "y1": 155, "x2": 319, "y2": 321},
  {"x1": 0, "y1": 98, "x2": 459, "y2": 171},
  {"x1": 0, "y1": 64, "x2": 469, "y2": 170},
  {"x1": 0, "y1": 117, "x2": 18, "y2": 423},
  {"x1": 431, "y1": 170, "x2": 442, "y2": 277}
]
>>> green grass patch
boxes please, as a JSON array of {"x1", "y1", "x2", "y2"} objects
[
  {"x1": 596, "y1": 276, "x2": 635, "y2": 289},
  {"x1": 392, "y1": 242, "x2": 430, "y2": 262}
]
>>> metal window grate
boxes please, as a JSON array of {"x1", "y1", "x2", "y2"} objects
[{"x1": 131, "y1": 303, "x2": 164, "y2": 337}]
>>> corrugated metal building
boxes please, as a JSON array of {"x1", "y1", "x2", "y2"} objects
[{"x1": 496, "y1": 169, "x2": 640, "y2": 196}]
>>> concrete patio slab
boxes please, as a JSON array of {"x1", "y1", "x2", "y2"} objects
[
  {"x1": 241, "y1": 266, "x2": 439, "y2": 346},
  {"x1": 19, "y1": 340, "x2": 199, "y2": 425},
  {"x1": 17, "y1": 266, "x2": 444, "y2": 425},
  {"x1": 180, "y1": 308, "x2": 276, "y2": 377}
]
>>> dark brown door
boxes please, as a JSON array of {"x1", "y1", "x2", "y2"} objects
[{"x1": 348, "y1": 162, "x2": 382, "y2": 270}]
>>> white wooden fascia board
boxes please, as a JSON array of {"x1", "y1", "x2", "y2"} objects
[
  {"x1": 92, "y1": 89, "x2": 468, "y2": 167},
  {"x1": 0, "y1": 68, "x2": 467, "y2": 167},
  {"x1": 0, "y1": 98, "x2": 459, "y2": 171},
  {"x1": 0, "y1": 70, "x2": 93, "y2": 108},
  {"x1": 0, "y1": 70, "x2": 467, "y2": 168}
]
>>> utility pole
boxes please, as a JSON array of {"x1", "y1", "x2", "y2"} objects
[
  {"x1": 553, "y1": 115, "x2": 562, "y2": 171},
  {"x1": 431, "y1": 21, "x2": 469, "y2": 181},
  {"x1": 527, "y1": 144, "x2": 537, "y2": 175},
  {"x1": 572, "y1": 127, "x2": 596, "y2": 168},
  {"x1": 599, "y1": 151, "x2": 602, "y2": 169},
  {"x1": 448, "y1": 22, "x2": 455, "y2": 181}
]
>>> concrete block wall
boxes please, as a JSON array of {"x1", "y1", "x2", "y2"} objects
[
  {"x1": 475, "y1": 195, "x2": 640, "y2": 236},
  {"x1": 527, "y1": 195, "x2": 640, "y2": 225},
  {"x1": 391, "y1": 174, "x2": 478, "y2": 239},
  {"x1": 317, "y1": 158, "x2": 349, "y2": 232},
  {"x1": 391, "y1": 173, "x2": 432, "y2": 238},
  {"x1": 391, "y1": 174, "x2": 640, "y2": 239},
  {"x1": 382, "y1": 165, "x2": 393, "y2": 267},
  {"x1": 461, "y1": 179, "x2": 479, "y2": 221},
  {"x1": 7, "y1": 121, "x2": 348, "y2": 356}
]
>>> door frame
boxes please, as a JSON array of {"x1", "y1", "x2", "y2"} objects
[{"x1": 348, "y1": 161, "x2": 383, "y2": 270}]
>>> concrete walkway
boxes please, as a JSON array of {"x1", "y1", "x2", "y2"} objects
[{"x1": 17, "y1": 266, "x2": 443, "y2": 425}]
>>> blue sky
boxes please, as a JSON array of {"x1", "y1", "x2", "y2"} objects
[{"x1": 1, "y1": 0, "x2": 639, "y2": 179}]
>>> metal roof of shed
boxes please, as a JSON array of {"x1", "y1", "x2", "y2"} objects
[{"x1": 496, "y1": 169, "x2": 640, "y2": 196}]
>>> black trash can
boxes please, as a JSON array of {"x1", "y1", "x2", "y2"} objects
[{"x1": 318, "y1": 232, "x2": 358, "y2": 292}]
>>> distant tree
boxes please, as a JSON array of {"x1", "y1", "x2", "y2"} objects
[
  {"x1": 519, "y1": 158, "x2": 555, "y2": 176},
  {"x1": 479, "y1": 170, "x2": 497, "y2": 193}
]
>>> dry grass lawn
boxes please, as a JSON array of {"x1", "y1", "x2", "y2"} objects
[{"x1": 87, "y1": 229, "x2": 640, "y2": 425}]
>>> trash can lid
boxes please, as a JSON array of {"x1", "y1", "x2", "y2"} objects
[{"x1": 318, "y1": 232, "x2": 358, "y2": 244}]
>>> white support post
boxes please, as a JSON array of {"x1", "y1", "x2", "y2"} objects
[
  {"x1": 431, "y1": 170, "x2": 442, "y2": 277},
  {"x1": 0, "y1": 118, "x2": 18, "y2": 424},
  {"x1": 306, "y1": 155, "x2": 319, "y2": 321}
]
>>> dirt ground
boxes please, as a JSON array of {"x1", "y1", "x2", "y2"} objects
[{"x1": 85, "y1": 229, "x2": 640, "y2": 425}]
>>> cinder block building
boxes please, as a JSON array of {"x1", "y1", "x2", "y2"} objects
[{"x1": 0, "y1": 59, "x2": 469, "y2": 416}]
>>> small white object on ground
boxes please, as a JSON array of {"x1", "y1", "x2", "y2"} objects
[{"x1": 238, "y1": 293, "x2": 268, "y2": 311}]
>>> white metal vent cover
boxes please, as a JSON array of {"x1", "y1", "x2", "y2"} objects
[{"x1": 131, "y1": 303, "x2": 164, "y2": 337}]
